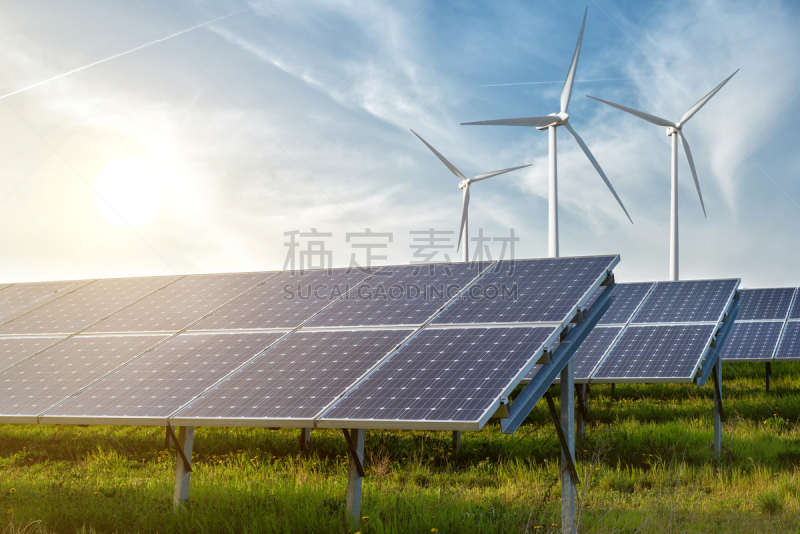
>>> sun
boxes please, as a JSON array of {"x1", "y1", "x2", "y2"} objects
[{"x1": 96, "y1": 158, "x2": 164, "y2": 226}]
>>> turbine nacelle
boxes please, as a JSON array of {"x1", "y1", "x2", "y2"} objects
[
  {"x1": 666, "y1": 126, "x2": 680, "y2": 136},
  {"x1": 458, "y1": 179, "x2": 471, "y2": 190},
  {"x1": 534, "y1": 112, "x2": 569, "y2": 130}
]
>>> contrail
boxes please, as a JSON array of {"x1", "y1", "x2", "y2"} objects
[
  {"x1": 479, "y1": 76, "x2": 661, "y2": 88},
  {"x1": 0, "y1": 5, "x2": 253, "y2": 100}
]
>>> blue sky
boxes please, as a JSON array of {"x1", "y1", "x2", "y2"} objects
[{"x1": 1, "y1": 0, "x2": 799, "y2": 287}]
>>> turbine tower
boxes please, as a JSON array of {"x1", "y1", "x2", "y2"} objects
[
  {"x1": 587, "y1": 69, "x2": 738, "y2": 280},
  {"x1": 411, "y1": 130, "x2": 531, "y2": 261},
  {"x1": 460, "y1": 9, "x2": 632, "y2": 258}
]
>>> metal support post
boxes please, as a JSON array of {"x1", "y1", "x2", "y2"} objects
[
  {"x1": 171, "y1": 426, "x2": 194, "y2": 511},
  {"x1": 713, "y1": 360, "x2": 723, "y2": 459},
  {"x1": 560, "y1": 361, "x2": 576, "y2": 533},
  {"x1": 344, "y1": 429, "x2": 365, "y2": 528},
  {"x1": 300, "y1": 428, "x2": 311, "y2": 452},
  {"x1": 452, "y1": 430, "x2": 462, "y2": 450},
  {"x1": 766, "y1": 362, "x2": 772, "y2": 393},
  {"x1": 610, "y1": 383, "x2": 616, "y2": 396}
]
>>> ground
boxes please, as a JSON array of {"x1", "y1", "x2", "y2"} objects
[{"x1": 2, "y1": 361, "x2": 800, "y2": 533}]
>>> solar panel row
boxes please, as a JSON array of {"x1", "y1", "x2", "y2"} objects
[{"x1": 0, "y1": 255, "x2": 619, "y2": 430}]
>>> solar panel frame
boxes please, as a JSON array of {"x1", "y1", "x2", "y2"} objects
[
  {"x1": 429, "y1": 255, "x2": 619, "y2": 328},
  {"x1": 40, "y1": 331, "x2": 288, "y2": 426},
  {"x1": 317, "y1": 324, "x2": 561, "y2": 431},
  {"x1": 170, "y1": 328, "x2": 417, "y2": 428}
]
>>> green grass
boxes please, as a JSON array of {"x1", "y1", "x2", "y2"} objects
[{"x1": 2, "y1": 362, "x2": 800, "y2": 533}]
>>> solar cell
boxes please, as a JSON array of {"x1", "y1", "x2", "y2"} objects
[
  {"x1": 572, "y1": 326, "x2": 624, "y2": 379},
  {"x1": 190, "y1": 269, "x2": 375, "y2": 331},
  {"x1": 0, "y1": 335, "x2": 169, "y2": 423},
  {"x1": 305, "y1": 263, "x2": 489, "y2": 327},
  {"x1": 736, "y1": 288, "x2": 795, "y2": 321},
  {"x1": 86, "y1": 272, "x2": 272, "y2": 333},
  {"x1": 318, "y1": 326, "x2": 557, "y2": 430},
  {"x1": 42, "y1": 332, "x2": 286, "y2": 424},
  {"x1": 775, "y1": 321, "x2": 800, "y2": 360},
  {"x1": 631, "y1": 280, "x2": 738, "y2": 324},
  {"x1": 597, "y1": 283, "x2": 654, "y2": 325},
  {"x1": 790, "y1": 291, "x2": 800, "y2": 320},
  {"x1": 0, "y1": 276, "x2": 179, "y2": 335},
  {"x1": 719, "y1": 321, "x2": 782, "y2": 361},
  {"x1": 0, "y1": 280, "x2": 93, "y2": 325},
  {"x1": 0, "y1": 337, "x2": 67, "y2": 373},
  {"x1": 592, "y1": 324, "x2": 716, "y2": 382},
  {"x1": 172, "y1": 329, "x2": 413, "y2": 426},
  {"x1": 431, "y1": 256, "x2": 617, "y2": 325}
]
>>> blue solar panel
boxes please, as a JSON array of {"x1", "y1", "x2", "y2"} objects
[
  {"x1": 775, "y1": 322, "x2": 800, "y2": 360},
  {"x1": 719, "y1": 321, "x2": 782, "y2": 361},
  {"x1": 737, "y1": 288, "x2": 795, "y2": 321},
  {"x1": 573, "y1": 326, "x2": 623, "y2": 379},
  {"x1": 790, "y1": 291, "x2": 800, "y2": 320},
  {"x1": 305, "y1": 262, "x2": 489, "y2": 327},
  {"x1": 592, "y1": 324, "x2": 716, "y2": 382},
  {"x1": 597, "y1": 283, "x2": 654, "y2": 325},
  {"x1": 631, "y1": 280, "x2": 738, "y2": 324},
  {"x1": 431, "y1": 256, "x2": 617, "y2": 325},
  {"x1": 172, "y1": 329, "x2": 412, "y2": 424},
  {"x1": 319, "y1": 326, "x2": 557, "y2": 428}
]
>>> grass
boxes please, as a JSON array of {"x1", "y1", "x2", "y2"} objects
[{"x1": 2, "y1": 361, "x2": 800, "y2": 533}]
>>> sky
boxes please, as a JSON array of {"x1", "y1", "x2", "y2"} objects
[{"x1": 1, "y1": 0, "x2": 799, "y2": 288}]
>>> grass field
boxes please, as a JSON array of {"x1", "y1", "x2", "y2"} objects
[{"x1": 3, "y1": 361, "x2": 800, "y2": 533}]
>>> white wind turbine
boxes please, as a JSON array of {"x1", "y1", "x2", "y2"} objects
[
  {"x1": 461, "y1": 9, "x2": 632, "y2": 258},
  {"x1": 587, "y1": 69, "x2": 738, "y2": 281},
  {"x1": 411, "y1": 130, "x2": 531, "y2": 262}
]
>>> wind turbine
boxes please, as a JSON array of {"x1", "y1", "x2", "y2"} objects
[
  {"x1": 460, "y1": 9, "x2": 632, "y2": 258},
  {"x1": 411, "y1": 129, "x2": 531, "y2": 262},
  {"x1": 587, "y1": 69, "x2": 738, "y2": 281}
]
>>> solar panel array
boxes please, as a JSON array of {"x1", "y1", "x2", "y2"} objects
[
  {"x1": 0, "y1": 255, "x2": 618, "y2": 430},
  {"x1": 719, "y1": 287, "x2": 800, "y2": 362},
  {"x1": 528, "y1": 279, "x2": 738, "y2": 385}
]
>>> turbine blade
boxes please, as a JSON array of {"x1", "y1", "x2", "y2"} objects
[
  {"x1": 461, "y1": 116, "x2": 558, "y2": 128},
  {"x1": 586, "y1": 95, "x2": 674, "y2": 127},
  {"x1": 564, "y1": 122, "x2": 633, "y2": 224},
  {"x1": 457, "y1": 187, "x2": 470, "y2": 252},
  {"x1": 410, "y1": 129, "x2": 467, "y2": 180},
  {"x1": 680, "y1": 69, "x2": 739, "y2": 125},
  {"x1": 472, "y1": 164, "x2": 532, "y2": 182},
  {"x1": 677, "y1": 130, "x2": 706, "y2": 218},
  {"x1": 561, "y1": 8, "x2": 587, "y2": 114}
]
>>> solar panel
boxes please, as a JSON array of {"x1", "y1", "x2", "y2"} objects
[
  {"x1": 41, "y1": 332, "x2": 286, "y2": 424},
  {"x1": 719, "y1": 321, "x2": 782, "y2": 361},
  {"x1": 0, "y1": 280, "x2": 93, "y2": 325},
  {"x1": 790, "y1": 290, "x2": 800, "y2": 320},
  {"x1": 86, "y1": 272, "x2": 273, "y2": 333},
  {"x1": 775, "y1": 321, "x2": 800, "y2": 360},
  {"x1": 318, "y1": 326, "x2": 558, "y2": 430},
  {"x1": 0, "y1": 337, "x2": 67, "y2": 373},
  {"x1": 597, "y1": 283, "x2": 654, "y2": 325},
  {"x1": 0, "y1": 276, "x2": 179, "y2": 335},
  {"x1": 631, "y1": 280, "x2": 738, "y2": 324},
  {"x1": 736, "y1": 288, "x2": 795, "y2": 321},
  {"x1": 190, "y1": 269, "x2": 375, "y2": 331},
  {"x1": 304, "y1": 263, "x2": 489, "y2": 327},
  {"x1": 572, "y1": 326, "x2": 624, "y2": 380},
  {"x1": 430, "y1": 256, "x2": 617, "y2": 325},
  {"x1": 171, "y1": 329, "x2": 413, "y2": 426},
  {"x1": 591, "y1": 324, "x2": 716, "y2": 382},
  {"x1": 0, "y1": 335, "x2": 169, "y2": 423}
]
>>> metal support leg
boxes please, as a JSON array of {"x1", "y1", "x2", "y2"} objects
[
  {"x1": 766, "y1": 362, "x2": 771, "y2": 393},
  {"x1": 713, "y1": 360, "x2": 722, "y2": 460},
  {"x1": 345, "y1": 428, "x2": 365, "y2": 529},
  {"x1": 561, "y1": 361, "x2": 576, "y2": 534},
  {"x1": 610, "y1": 383, "x2": 616, "y2": 396},
  {"x1": 173, "y1": 426, "x2": 194, "y2": 511},
  {"x1": 452, "y1": 431, "x2": 462, "y2": 450},
  {"x1": 300, "y1": 428, "x2": 311, "y2": 452}
]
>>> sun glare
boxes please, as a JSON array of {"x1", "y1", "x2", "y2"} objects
[{"x1": 96, "y1": 158, "x2": 163, "y2": 226}]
